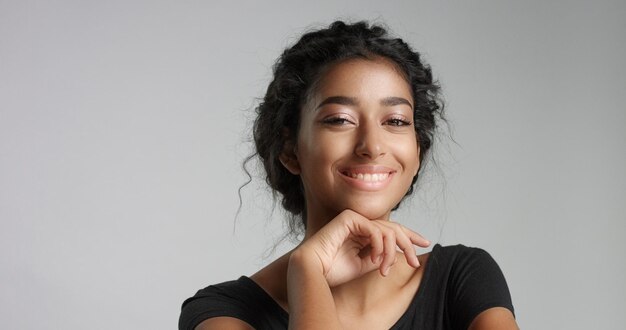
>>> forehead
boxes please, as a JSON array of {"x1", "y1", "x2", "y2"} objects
[{"x1": 310, "y1": 57, "x2": 413, "y2": 101}]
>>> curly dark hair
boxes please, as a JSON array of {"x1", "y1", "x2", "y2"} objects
[{"x1": 251, "y1": 20, "x2": 443, "y2": 235}]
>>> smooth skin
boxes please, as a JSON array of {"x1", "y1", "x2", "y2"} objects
[{"x1": 197, "y1": 58, "x2": 518, "y2": 330}]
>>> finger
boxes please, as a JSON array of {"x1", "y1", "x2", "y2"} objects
[
  {"x1": 375, "y1": 218, "x2": 430, "y2": 248},
  {"x1": 395, "y1": 228, "x2": 420, "y2": 268},
  {"x1": 378, "y1": 222, "x2": 420, "y2": 268},
  {"x1": 357, "y1": 246, "x2": 385, "y2": 275},
  {"x1": 350, "y1": 215, "x2": 383, "y2": 264},
  {"x1": 402, "y1": 226, "x2": 430, "y2": 248},
  {"x1": 379, "y1": 227, "x2": 397, "y2": 276},
  {"x1": 370, "y1": 227, "x2": 384, "y2": 264}
]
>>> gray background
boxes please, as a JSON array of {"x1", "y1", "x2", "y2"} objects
[{"x1": 1, "y1": 0, "x2": 625, "y2": 329}]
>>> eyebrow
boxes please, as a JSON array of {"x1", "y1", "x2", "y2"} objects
[
  {"x1": 380, "y1": 96, "x2": 413, "y2": 108},
  {"x1": 316, "y1": 96, "x2": 359, "y2": 109},
  {"x1": 315, "y1": 96, "x2": 413, "y2": 110}
]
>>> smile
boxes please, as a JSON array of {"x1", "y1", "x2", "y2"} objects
[
  {"x1": 338, "y1": 166, "x2": 396, "y2": 190},
  {"x1": 344, "y1": 172, "x2": 390, "y2": 182}
]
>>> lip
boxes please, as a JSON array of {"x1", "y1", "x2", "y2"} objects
[{"x1": 338, "y1": 165, "x2": 396, "y2": 191}]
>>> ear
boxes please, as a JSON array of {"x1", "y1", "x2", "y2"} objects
[{"x1": 279, "y1": 137, "x2": 301, "y2": 175}]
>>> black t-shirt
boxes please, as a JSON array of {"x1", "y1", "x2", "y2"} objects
[{"x1": 179, "y1": 244, "x2": 514, "y2": 330}]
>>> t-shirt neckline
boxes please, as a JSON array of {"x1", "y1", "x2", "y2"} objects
[{"x1": 240, "y1": 243, "x2": 441, "y2": 326}]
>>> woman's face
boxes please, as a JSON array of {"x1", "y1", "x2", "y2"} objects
[{"x1": 285, "y1": 58, "x2": 420, "y2": 227}]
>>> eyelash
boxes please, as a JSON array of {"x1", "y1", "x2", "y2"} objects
[
  {"x1": 321, "y1": 116, "x2": 354, "y2": 125},
  {"x1": 320, "y1": 116, "x2": 412, "y2": 127},
  {"x1": 385, "y1": 117, "x2": 412, "y2": 126}
]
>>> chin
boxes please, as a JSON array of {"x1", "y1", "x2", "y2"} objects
[{"x1": 346, "y1": 200, "x2": 395, "y2": 220}]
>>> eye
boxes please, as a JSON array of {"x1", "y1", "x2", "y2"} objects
[
  {"x1": 321, "y1": 116, "x2": 355, "y2": 126},
  {"x1": 385, "y1": 117, "x2": 412, "y2": 127}
]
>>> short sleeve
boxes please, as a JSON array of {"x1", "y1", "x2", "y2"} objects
[
  {"x1": 178, "y1": 280, "x2": 252, "y2": 330},
  {"x1": 178, "y1": 277, "x2": 288, "y2": 330},
  {"x1": 447, "y1": 247, "x2": 514, "y2": 329}
]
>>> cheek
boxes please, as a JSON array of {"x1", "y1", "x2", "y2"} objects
[
  {"x1": 304, "y1": 130, "x2": 353, "y2": 159},
  {"x1": 296, "y1": 137, "x2": 336, "y2": 176},
  {"x1": 398, "y1": 138, "x2": 420, "y2": 166}
]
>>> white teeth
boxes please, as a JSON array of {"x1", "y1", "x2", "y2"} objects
[{"x1": 346, "y1": 172, "x2": 389, "y2": 182}]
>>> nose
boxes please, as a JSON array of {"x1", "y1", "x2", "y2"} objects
[{"x1": 354, "y1": 122, "x2": 385, "y2": 159}]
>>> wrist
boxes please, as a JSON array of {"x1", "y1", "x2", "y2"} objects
[
  {"x1": 288, "y1": 246, "x2": 324, "y2": 276},
  {"x1": 287, "y1": 247, "x2": 341, "y2": 329}
]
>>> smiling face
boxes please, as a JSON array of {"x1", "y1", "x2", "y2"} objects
[{"x1": 280, "y1": 57, "x2": 420, "y2": 232}]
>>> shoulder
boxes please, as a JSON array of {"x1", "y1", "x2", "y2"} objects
[
  {"x1": 429, "y1": 243, "x2": 510, "y2": 292},
  {"x1": 178, "y1": 276, "x2": 287, "y2": 330},
  {"x1": 181, "y1": 277, "x2": 255, "y2": 311},
  {"x1": 429, "y1": 244, "x2": 516, "y2": 328},
  {"x1": 432, "y1": 243, "x2": 491, "y2": 259},
  {"x1": 427, "y1": 243, "x2": 502, "y2": 274},
  {"x1": 194, "y1": 317, "x2": 254, "y2": 330},
  {"x1": 178, "y1": 277, "x2": 249, "y2": 330}
]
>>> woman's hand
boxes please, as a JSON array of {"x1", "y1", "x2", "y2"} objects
[
  {"x1": 294, "y1": 209, "x2": 430, "y2": 287},
  {"x1": 286, "y1": 210, "x2": 430, "y2": 329}
]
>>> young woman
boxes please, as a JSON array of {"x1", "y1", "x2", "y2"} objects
[{"x1": 179, "y1": 21, "x2": 517, "y2": 330}]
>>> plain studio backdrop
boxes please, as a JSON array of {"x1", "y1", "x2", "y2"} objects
[{"x1": 1, "y1": 0, "x2": 625, "y2": 329}]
